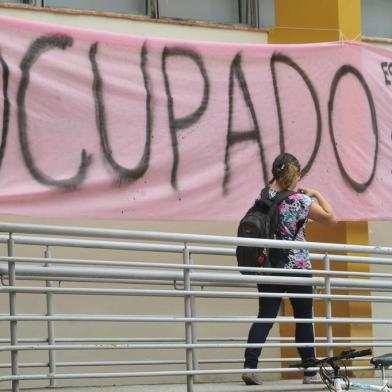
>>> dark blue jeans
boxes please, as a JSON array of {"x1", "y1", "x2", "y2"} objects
[{"x1": 244, "y1": 279, "x2": 317, "y2": 376}]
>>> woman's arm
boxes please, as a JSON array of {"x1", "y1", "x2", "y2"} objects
[{"x1": 299, "y1": 188, "x2": 337, "y2": 225}]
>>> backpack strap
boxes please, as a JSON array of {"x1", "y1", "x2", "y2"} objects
[
  {"x1": 269, "y1": 190, "x2": 293, "y2": 225},
  {"x1": 259, "y1": 188, "x2": 295, "y2": 238},
  {"x1": 269, "y1": 189, "x2": 305, "y2": 240},
  {"x1": 271, "y1": 189, "x2": 294, "y2": 207},
  {"x1": 259, "y1": 188, "x2": 293, "y2": 215}
]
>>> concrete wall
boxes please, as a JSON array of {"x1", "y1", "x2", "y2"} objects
[
  {"x1": 0, "y1": 4, "x2": 268, "y2": 43},
  {"x1": 364, "y1": 28, "x2": 392, "y2": 350},
  {"x1": 368, "y1": 221, "x2": 392, "y2": 357}
]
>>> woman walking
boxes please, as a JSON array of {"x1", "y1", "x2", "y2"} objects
[{"x1": 242, "y1": 153, "x2": 336, "y2": 385}]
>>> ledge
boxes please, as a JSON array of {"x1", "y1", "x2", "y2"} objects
[{"x1": 0, "y1": 3, "x2": 269, "y2": 33}]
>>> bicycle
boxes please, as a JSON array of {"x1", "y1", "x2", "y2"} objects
[{"x1": 291, "y1": 349, "x2": 392, "y2": 391}]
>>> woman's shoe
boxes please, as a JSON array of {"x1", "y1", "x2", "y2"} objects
[
  {"x1": 303, "y1": 373, "x2": 323, "y2": 384},
  {"x1": 241, "y1": 370, "x2": 263, "y2": 385}
]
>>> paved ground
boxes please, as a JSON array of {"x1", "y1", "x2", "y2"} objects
[
  {"x1": 20, "y1": 378, "x2": 384, "y2": 391},
  {"x1": 22, "y1": 382, "x2": 324, "y2": 392}
]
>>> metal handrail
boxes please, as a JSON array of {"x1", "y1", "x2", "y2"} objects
[
  {"x1": 0, "y1": 222, "x2": 390, "y2": 392},
  {"x1": 1, "y1": 233, "x2": 392, "y2": 264},
  {"x1": 1, "y1": 255, "x2": 392, "y2": 279},
  {"x1": 0, "y1": 365, "x2": 380, "y2": 382},
  {"x1": 0, "y1": 286, "x2": 391, "y2": 302},
  {"x1": 0, "y1": 264, "x2": 390, "y2": 291},
  {"x1": 1, "y1": 221, "x2": 391, "y2": 254}
]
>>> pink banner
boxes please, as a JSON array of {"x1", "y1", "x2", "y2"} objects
[{"x1": 0, "y1": 15, "x2": 391, "y2": 221}]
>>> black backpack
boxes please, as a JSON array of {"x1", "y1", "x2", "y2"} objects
[{"x1": 236, "y1": 188, "x2": 294, "y2": 275}]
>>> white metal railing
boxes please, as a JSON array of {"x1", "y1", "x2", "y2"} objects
[{"x1": 0, "y1": 222, "x2": 391, "y2": 392}]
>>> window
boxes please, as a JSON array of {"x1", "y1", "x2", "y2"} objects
[
  {"x1": 0, "y1": 0, "x2": 276, "y2": 29},
  {"x1": 361, "y1": 0, "x2": 392, "y2": 39},
  {"x1": 0, "y1": 0, "x2": 146, "y2": 14}
]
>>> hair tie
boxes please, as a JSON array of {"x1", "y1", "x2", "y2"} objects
[{"x1": 276, "y1": 164, "x2": 285, "y2": 174}]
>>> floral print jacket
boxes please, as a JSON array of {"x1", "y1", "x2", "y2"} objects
[{"x1": 269, "y1": 188, "x2": 313, "y2": 270}]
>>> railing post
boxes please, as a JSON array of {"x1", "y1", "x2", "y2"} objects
[
  {"x1": 249, "y1": 0, "x2": 260, "y2": 28},
  {"x1": 183, "y1": 244, "x2": 194, "y2": 392},
  {"x1": 45, "y1": 246, "x2": 56, "y2": 387},
  {"x1": 189, "y1": 252, "x2": 200, "y2": 381},
  {"x1": 8, "y1": 233, "x2": 19, "y2": 392},
  {"x1": 323, "y1": 253, "x2": 333, "y2": 357},
  {"x1": 147, "y1": 0, "x2": 160, "y2": 18}
]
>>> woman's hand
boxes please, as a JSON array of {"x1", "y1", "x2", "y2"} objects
[
  {"x1": 300, "y1": 189, "x2": 337, "y2": 225},
  {"x1": 298, "y1": 187, "x2": 319, "y2": 198}
]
